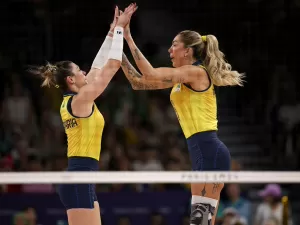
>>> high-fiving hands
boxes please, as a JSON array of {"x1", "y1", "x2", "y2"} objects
[
  {"x1": 118, "y1": 3, "x2": 137, "y2": 27},
  {"x1": 110, "y1": 3, "x2": 138, "y2": 32},
  {"x1": 120, "y1": 5, "x2": 135, "y2": 40}
]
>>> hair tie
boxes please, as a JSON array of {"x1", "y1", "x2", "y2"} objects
[
  {"x1": 202, "y1": 36, "x2": 207, "y2": 42},
  {"x1": 51, "y1": 65, "x2": 57, "y2": 72}
]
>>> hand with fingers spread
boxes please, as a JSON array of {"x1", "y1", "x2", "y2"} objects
[{"x1": 116, "y1": 3, "x2": 138, "y2": 28}]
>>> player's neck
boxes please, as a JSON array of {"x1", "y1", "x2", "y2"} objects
[
  {"x1": 69, "y1": 87, "x2": 79, "y2": 94},
  {"x1": 181, "y1": 58, "x2": 197, "y2": 66}
]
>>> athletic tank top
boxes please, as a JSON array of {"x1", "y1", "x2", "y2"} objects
[
  {"x1": 60, "y1": 92, "x2": 105, "y2": 160},
  {"x1": 170, "y1": 61, "x2": 218, "y2": 139}
]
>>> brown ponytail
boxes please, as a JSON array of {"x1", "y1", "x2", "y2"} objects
[{"x1": 40, "y1": 62, "x2": 58, "y2": 87}]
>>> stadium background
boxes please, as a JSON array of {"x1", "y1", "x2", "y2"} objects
[{"x1": 0, "y1": 0, "x2": 299, "y2": 224}]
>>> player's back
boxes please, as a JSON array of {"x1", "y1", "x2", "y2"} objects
[{"x1": 60, "y1": 92, "x2": 105, "y2": 161}]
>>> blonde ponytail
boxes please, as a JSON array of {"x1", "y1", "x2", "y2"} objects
[{"x1": 203, "y1": 35, "x2": 245, "y2": 86}]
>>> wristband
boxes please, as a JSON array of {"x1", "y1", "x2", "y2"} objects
[{"x1": 107, "y1": 26, "x2": 124, "y2": 62}]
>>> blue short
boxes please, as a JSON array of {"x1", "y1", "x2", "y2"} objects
[
  {"x1": 186, "y1": 131, "x2": 231, "y2": 171},
  {"x1": 57, "y1": 157, "x2": 99, "y2": 210}
]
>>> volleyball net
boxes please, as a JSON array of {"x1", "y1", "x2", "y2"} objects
[{"x1": 0, "y1": 171, "x2": 299, "y2": 184}]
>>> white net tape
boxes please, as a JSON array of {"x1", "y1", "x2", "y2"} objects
[{"x1": 0, "y1": 171, "x2": 299, "y2": 184}]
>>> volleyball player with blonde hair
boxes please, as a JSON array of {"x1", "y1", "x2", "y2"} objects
[
  {"x1": 121, "y1": 18, "x2": 245, "y2": 225},
  {"x1": 31, "y1": 4, "x2": 137, "y2": 225}
]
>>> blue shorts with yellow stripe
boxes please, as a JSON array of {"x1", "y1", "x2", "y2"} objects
[{"x1": 57, "y1": 157, "x2": 98, "y2": 210}]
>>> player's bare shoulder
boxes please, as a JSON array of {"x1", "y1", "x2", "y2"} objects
[{"x1": 180, "y1": 65, "x2": 207, "y2": 82}]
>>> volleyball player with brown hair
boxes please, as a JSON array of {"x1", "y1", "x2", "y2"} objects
[
  {"x1": 31, "y1": 4, "x2": 137, "y2": 225},
  {"x1": 121, "y1": 18, "x2": 245, "y2": 225}
]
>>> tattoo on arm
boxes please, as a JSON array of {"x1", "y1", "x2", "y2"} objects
[
  {"x1": 162, "y1": 76, "x2": 186, "y2": 84},
  {"x1": 121, "y1": 53, "x2": 173, "y2": 90},
  {"x1": 131, "y1": 80, "x2": 158, "y2": 90},
  {"x1": 121, "y1": 54, "x2": 142, "y2": 79},
  {"x1": 133, "y1": 49, "x2": 141, "y2": 60},
  {"x1": 121, "y1": 53, "x2": 159, "y2": 90},
  {"x1": 162, "y1": 77, "x2": 173, "y2": 83}
]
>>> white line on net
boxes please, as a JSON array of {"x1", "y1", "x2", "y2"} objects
[{"x1": 0, "y1": 171, "x2": 299, "y2": 184}]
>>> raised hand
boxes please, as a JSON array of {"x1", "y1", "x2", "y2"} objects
[
  {"x1": 116, "y1": 3, "x2": 138, "y2": 28},
  {"x1": 109, "y1": 6, "x2": 120, "y2": 32},
  {"x1": 123, "y1": 17, "x2": 132, "y2": 40},
  {"x1": 119, "y1": 8, "x2": 136, "y2": 40}
]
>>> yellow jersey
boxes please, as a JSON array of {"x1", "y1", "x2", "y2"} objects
[
  {"x1": 170, "y1": 64, "x2": 218, "y2": 139},
  {"x1": 60, "y1": 92, "x2": 105, "y2": 160}
]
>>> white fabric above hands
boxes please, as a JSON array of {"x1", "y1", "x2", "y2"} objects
[{"x1": 91, "y1": 36, "x2": 113, "y2": 69}]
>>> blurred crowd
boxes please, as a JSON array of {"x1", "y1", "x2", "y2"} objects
[{"x1": 0, "y1": 0, "x2": 300, "y2": 224}]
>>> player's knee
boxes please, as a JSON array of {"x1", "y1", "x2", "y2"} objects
[{"x1": 190, "y1": 203, "x2": 215, "y2": 225}]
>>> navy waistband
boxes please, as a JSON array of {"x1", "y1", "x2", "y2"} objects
[
  {"x1": 67, "y1": 157, "x2": 99, "y2": 171},
  {"x1": 187, "y1": 131, "x2": 218, "y2": 141}
]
